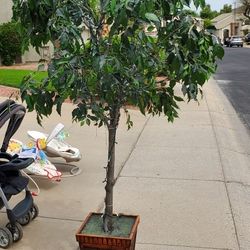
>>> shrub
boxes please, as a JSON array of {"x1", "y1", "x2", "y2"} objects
[{"x1": 0, "y1": 22, "x2": 23, "y2": 66}]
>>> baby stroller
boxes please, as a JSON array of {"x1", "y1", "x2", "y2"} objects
[{"x1": 0, "y1": 100, "x2": 38, "y2": 248}]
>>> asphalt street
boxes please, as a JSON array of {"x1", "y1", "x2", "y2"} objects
[{"x1": 214, "y1": 46, "x2": 250, "y2": 130}]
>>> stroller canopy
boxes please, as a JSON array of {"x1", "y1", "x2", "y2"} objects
[{"x1": 0, "y1": 100, "x2": 26, "y2": 153}]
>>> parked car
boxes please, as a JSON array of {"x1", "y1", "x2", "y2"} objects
[
  {"x1": 228, "y1": 36, "x2": 244, "y2": 47},
  {"x1": 245, "y1": 33, "x2": 250, "y2": 44}
]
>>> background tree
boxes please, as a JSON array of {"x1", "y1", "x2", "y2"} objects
[
  {"x1": 200, "y1": 4, "x2": 218, "y2": 19},
  {"x1": 219, "y1": 4, "x2": 232, "y2": 14},
  {"x1": 0, "y1": 21, "x2": 26, "y2": 66},
  {"x1": 13, "y1": 0, "x2": 224, "y2": 233},
  {"x1": 200, "y1": 3, "x2": 219, "y2": 29}
]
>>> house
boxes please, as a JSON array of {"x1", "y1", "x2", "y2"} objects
[
  {"x1": 211, "y1": 6, "x2": 246, "y2": 42},
  {"x1": 0, "y1": 0, "x2": 90, "y2": 65}
]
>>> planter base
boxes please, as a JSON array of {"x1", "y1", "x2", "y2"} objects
[{"x1": 76, "y1": 212, "x2": 140, "y2": 250}]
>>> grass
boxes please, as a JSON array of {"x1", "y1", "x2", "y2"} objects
[{"x1": 0, "y1": 69, "x2": 47, "y2": 88}]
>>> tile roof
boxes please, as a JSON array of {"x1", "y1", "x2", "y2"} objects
[{"x1": 212, "y1": 13, "x2": 233, "y2": 23}]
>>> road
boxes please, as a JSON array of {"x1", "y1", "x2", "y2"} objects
[{"x1": 214, "y1": 47, "x2": 250, "y2": 130}]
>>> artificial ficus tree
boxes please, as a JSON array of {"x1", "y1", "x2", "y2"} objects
[{"x1": 12, "y1": 0, "x2": 224, "y2": 233}]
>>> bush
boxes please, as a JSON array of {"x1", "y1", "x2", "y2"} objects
[{"x1": 0, "y1": 22, "x2": 23, "y2": 66}]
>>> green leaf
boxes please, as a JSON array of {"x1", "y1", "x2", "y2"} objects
[
  {"x1": 110, "y1": 0, "x2": 116, "y2": 15},
  {"x1": 145, "y1": 13, "x2": 160, "y2": 23},
  {"x1": 174, "y1": 96, "x2": 184, "y2": 102},
  {"x1": 119, "y1": 9, "x2": 128, "y2": 27},
  {"x1": 86, "y1": 119, "x2": 90, "y2": 126},
  {"x1": 214, "y1": 45, "x2": 224, "y2": 60}
]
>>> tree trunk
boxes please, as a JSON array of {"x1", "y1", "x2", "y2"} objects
[{"x1": 103, "y1": 106, "x2": 120, "y2": 233}]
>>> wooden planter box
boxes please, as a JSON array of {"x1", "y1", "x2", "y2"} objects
[{"x1": 76, "y1": 212, "x2": 140, "y2": 250}]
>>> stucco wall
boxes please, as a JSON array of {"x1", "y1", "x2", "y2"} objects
[
  {"x1": 22, "y1": 43, "x2": 55, "y2": 63},
  {"x1": 0, "y1": 0, "x2": 13, "y2": 23}
]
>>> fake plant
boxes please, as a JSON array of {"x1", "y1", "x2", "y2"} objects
[{"x1": 12, "y1": 0, "x2": 224, "y2": 233}]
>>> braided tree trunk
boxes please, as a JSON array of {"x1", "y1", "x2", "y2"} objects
[{"x1": 103, "y1": 105, "x2": 121, "y2": 233}]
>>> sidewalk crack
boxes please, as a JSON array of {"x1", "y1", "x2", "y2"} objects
[
  {"x1": 226, "y1": 180, "x2": 250, "y2": 188},
  {"x1": 137, "y1": 242, "x2": 233, "y2": 250}
]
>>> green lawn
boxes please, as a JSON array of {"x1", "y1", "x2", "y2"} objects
[{"x1": 0, "y1": 69, "x2": 47, "y2": 88}]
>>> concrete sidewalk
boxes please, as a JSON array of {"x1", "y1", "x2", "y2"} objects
[{"x1": 0, "y1": 77, "x2": 249, "y2": 250}]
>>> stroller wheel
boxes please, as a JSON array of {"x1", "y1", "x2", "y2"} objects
[
  {"x1": 0, "y1": 227, "x2": 13, "y2": 248},
  {"x1": 30, "y1": 203, "x2": 39, "y2": 220},
  {"x1": 17, "y1": 211, "x2": 32, "y2": 226},
  {"x1": 5, "y1": 223, "x2": 23, "y2": 243}
]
